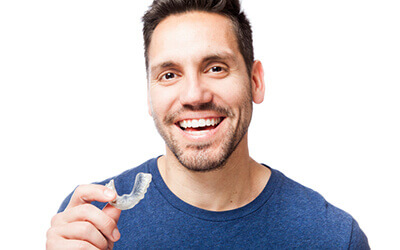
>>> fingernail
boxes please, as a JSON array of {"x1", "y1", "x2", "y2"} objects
[
  {"x1": 112, "y1": 228, "x2": 120, "y2": 241},
  {"x1": 104, "y1": 188, "x2": 115, "y2": 198}
]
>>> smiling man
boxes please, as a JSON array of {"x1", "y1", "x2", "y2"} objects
[{"x1": 46, "y1": 0, "x2": 369, "y2": 249}]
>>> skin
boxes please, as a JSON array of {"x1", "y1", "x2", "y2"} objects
[
  {"x1": 46, "y1": 185, "x2": 121, "y2": 249},
  {"x1": 46, "y1": 11, "x2": 270, "y2": 249},
  {"x1": 147, "y1": 12, "x2": 270, "y2": 211}
]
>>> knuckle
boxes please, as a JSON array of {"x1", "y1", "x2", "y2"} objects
[
  {"x1": 101, "y1": 216, "x2": 116, "y2": 231},
  {"x1": 77, "y1": 241, "x2": 89, "y2": 250},
  {"x1": 98, "y1": 238, "x2": 109, "y2": 250},
  {"x1": 50, "y1": 213, "x2": 61, "y2": 226},
  {"x1": 95, "y1": 217, "x2": 116, "y2": 241},
  {"x1": 46, "y1": 227, "x2": 56, "y2": 239},
  {"x1": 73, "y1": 184, "x2": 89, "y2": 198},
  {"x1": 46, "y1": 234, "x2": 62, "y2": 249},
  {"x1": 77, "y1": 203, "x2": 94, "y2": 216},
  {"x1": 77, "y1": 240, "x2": 96, "y2": 250},
  {"x1": 73, "y1": 185, "x2": 84, "y2": 196},
  {"x1": 80, "y1": 222, "x2": 94, "y2": 235}
]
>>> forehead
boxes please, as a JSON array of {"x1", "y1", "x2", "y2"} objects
[{"x1": 148, "y1": 11, "x2": 240, "y2": 68}]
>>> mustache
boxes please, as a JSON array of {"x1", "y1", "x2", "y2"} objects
[{"x1": 164, "y1": 103, "x2": 233, "y2": 125}]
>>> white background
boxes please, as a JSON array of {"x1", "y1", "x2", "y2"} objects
[{"x1": 1, "y1": 0, "x2": 399, "y2": 248}]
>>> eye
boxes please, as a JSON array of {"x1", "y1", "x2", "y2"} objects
[
  {"x1": 162, "y1": 72, "x2": 176, "y2": 80},
  {"x1": 209, "y1": 66, "x2": 223, "y2": 73},
  {"x1": 205, "y1": 64, "x2": 228, "y2": 78}
]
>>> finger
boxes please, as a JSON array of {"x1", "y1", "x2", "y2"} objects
[
  {"x1": 103, "y1": 204, "x2": 122, "y2": 241},
  {"x1": 53, "y1": 221, "x2": 109, "y2": 249},
  {"x1": 46, "y1": 235, "x2": 98, "y2": 250},
  {"x1": 58, "y1": 204, "x2": 119, "y2": 242},
  {"x1": 67, "y1": 184, "x2": 116, "y2": 209},
  {"x1": 65, "y1": 239, "x2": 98, "y2": 250}
]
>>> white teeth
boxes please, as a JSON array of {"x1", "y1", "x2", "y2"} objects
[
  {"x1": 198, "y1": 119, "x2": 206, "y2": 127},
  {"x1": 179, "y1": 118, "x2": 221, "y2": 129}
]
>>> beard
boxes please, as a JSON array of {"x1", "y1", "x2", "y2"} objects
[
  {"x1": 169, "y1": 120, "x2": 239, "y2": 172},
  {"x1": 151, "y1": 91, "x2": 253, "y2": 172}
]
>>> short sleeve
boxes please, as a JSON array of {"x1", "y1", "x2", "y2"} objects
[{"x1": 348, "y1": 219, "x2": 370, "y2": 249}]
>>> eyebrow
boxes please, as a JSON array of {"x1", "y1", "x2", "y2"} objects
[
  {"x1": 150, "y1": 61, "x2": 179, "y2": 77},
  {"x1": 202, "y1": 52, "x2": 237, "y2": 65}
]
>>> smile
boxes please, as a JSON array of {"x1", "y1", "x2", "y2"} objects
[{"x1": 179, "y1": 118, "x2": 222, "y2": 130}]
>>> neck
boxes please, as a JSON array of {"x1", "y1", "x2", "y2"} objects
[{"x1": 157, "y1": 134, "x2": 271, "y2": 211}]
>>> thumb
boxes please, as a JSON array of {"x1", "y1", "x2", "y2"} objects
[
  {"x1": 103, "y1": 204, "x2": 122, "y2": 245},
  {"x1": 103, "y1": 203, "x2": 122, "y2": 224}
]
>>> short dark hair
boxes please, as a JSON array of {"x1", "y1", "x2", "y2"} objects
[{"x1": 142, "y1": 0, "x2": 254, "y2": 76}]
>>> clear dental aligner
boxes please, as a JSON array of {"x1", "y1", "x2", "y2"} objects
[{"x1": 105, "y1": 172, "x2": 152, "y2": 210}]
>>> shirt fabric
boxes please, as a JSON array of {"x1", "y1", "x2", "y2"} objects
[{"x1": 58, "y1": 157, "x2": 369, "y2": 249}]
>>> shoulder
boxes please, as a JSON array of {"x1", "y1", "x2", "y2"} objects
[
  {"x1": 272, "y1": 168, "x2": 350, "y2": 220},
  {"x1": 57, "y1": 157, "x2": 157, "y2": 213},
  {"x1": 267, "y1": 168, "x2": 369, "y2": 248}
]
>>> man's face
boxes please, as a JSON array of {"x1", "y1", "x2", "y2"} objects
[{"x1": 147, "y1": 11, "x2": 258, "y2": 172}]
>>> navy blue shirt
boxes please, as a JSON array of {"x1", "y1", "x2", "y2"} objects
[{"x1": 59, "y1": 157, "x2": 369, "y2": 249}]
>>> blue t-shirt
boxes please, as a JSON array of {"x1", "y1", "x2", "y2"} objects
[{"x1": 59, "y1": 157, "x2": 369, "y2": 249}]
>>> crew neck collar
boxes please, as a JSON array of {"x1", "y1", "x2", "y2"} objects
[{"x1": 147, "y1": 156, "x2": 280, "y2": 222}]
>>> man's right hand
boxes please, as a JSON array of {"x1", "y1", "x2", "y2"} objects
[{"x1": 46, "y1": 184, "x2": 122, "y2": 249}]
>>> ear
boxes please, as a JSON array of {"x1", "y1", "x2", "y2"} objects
[{"x1": 250, "y1": 60, "x2": 265, "y2": 104}]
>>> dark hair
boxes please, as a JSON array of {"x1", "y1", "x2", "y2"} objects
[{"x1": 142, "y1": 0, "x2": 254, "y2": 76}]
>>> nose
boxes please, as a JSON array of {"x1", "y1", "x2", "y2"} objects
[{"x1": 179, "y1": 74, "x2": 213, "y2": 107}]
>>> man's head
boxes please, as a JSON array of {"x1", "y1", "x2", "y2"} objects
[
  {"x1": 143, "y1": 0, "x2": 265, "y2": 172},
  {"x1": 142, "y1": 0, "x2": 254, "y2": 77}
]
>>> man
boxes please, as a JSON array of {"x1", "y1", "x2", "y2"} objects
[{"x1": 46, "y1": 0, "x2": 369, "y2": 248}]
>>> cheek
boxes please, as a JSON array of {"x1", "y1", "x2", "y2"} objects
[
  {"x1": 213, "y1": 78, "x2": 251, "y2": 107},
  {"x1": 149, "y1": 87, "x2": 178, "y2": 117}
]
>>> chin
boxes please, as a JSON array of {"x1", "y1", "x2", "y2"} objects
[
  {"x1": 171, "y1": 140, "x2": 235, "y2": 172},
  {"x1": 177, "y1": 152, "x2": 229, "y2": 172}
]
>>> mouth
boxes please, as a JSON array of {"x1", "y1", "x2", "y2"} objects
[{"x1": 176, "y1": 117, "x2": 224, "y2": 133}]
